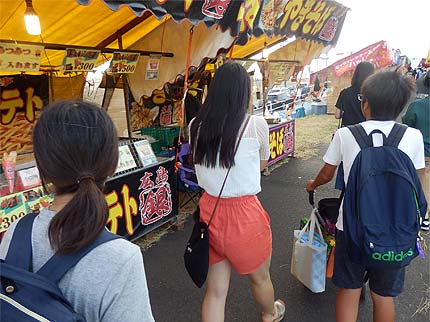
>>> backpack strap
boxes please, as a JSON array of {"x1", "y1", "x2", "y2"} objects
[
  {"x1": 4, "y1": 213, "x2": 38, "y2": 271},
  {"x1": 348, "y1": 124, "x2": 372, "y2": 149},
  {"x1": 36, "y1": 229, "x2": 121, "y2": 283},
  {"x1": 386, "y1": 123, "x2": 407, "y2": 147}
]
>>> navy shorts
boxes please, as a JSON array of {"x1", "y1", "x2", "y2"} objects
[{"x1": 332, "y1": 231, "x2": 405, "y2": 297}]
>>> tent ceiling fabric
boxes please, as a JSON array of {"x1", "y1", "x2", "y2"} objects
[
  {"x1": 0, "y1": 0, "x2": 348, "y2": 94},
  {"x1": 0, "y1": 0, "x2": 165, "y2": 67},
  {"x1": 127, "y1": 19, "x2": 235, "y2": 98}
]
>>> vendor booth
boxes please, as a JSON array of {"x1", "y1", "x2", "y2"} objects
[
  {"x1": 0, "y1": 0, "x2": 349, "y2": 240},
  {"x1": 310, "y1": 40, "x2": 394, "y2": 114}
]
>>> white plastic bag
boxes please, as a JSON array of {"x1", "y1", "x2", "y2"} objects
[{"x1": 291, "y1": 209, "x2": 327, "y2": 293}]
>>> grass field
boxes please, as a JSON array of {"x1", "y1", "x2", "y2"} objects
[{"x1": 294, "y1": 114, "x2": 338, "y2": 160}]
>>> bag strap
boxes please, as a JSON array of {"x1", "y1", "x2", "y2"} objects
[
  {"x1": 4, "y1": 213, "x2": 38, "y2": 271},
  {"x1": 348, "y1": 124, "x2": 372, "y2": 149},
  {"x1": 37, "y1": 229, "x2": 121, "y2": 283},
  {"x1": 207, "y1": 115, "x2": 251, "y2": 228},
  {"x1": 386, "y1": 123, "x2": 407, "y2": 147}
]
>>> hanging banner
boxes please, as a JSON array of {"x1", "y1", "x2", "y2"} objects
[
  {"x1": 108, "y1": 51, "x2": 140, "y2": 74},
  {"x1": 0, "y1": 74, "x2": 49, "y2": 155},
  {"x1": 77, "y1": 0, "x2": 348, "y2": 47},
  {"x1": 264, "y1": 0, "x2": 348, "y2": 46},
  {"x1": 333, "y1": 41, "x2": 393, "y2": 77},
  {"x1": 0, "y1": 42, "x2": 43, "y2": 72},
  {"x1": 61, "y1": 48, "x2": 100, "y2": 71}
]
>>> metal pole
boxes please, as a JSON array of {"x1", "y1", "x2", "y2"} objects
[{"x1": 117, "y1": 32, "x2": 132, "y2": 138}]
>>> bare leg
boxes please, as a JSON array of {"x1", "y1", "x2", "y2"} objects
[
  {"x1": 370, "y1": 291, "x2": 395, "y2": 322},
  {"x1": 202, "y1": 260, "x2": 232, "y2": 322},
  {"x1": 336, "y1": 288, "x2": 361, "y2": 322},
  {"x1": 247, "y1": 257, "x2": 278, "y2": 321}
]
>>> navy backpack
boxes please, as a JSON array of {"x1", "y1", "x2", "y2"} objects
[
  {"x1": 0, "y1": 213, "x2": 120, "y2": 322},
  {"x1": 343, "y1": 123, "x2": 427, "y2": 269}
]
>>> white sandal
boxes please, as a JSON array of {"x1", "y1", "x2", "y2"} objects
[{"x1": 262, "y1": 299, "x2": 285, "y2": 322}]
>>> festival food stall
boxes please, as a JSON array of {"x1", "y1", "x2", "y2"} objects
[
  {"x1": 310, "y1": 40, "x2": 394, "y2": 113},
  {"x1": 0, "y1": 0, "x2": 349, "y2": 240}
]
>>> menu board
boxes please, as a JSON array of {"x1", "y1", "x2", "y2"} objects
[
  {"x1": 133, "y1": 140, "x2": 157, "y2": 167},
  {"x1": 116, "y1": 145, "x2": 137, "y2": 174}
]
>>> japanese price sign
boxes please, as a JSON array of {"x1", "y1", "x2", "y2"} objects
[
  {"x1": 105, "y1": 158, "x2": 178, "y2": 241},
  {"x1": 0, "y1": 42, "x2": 43, "y2": 72},
  {"x1": 108, "y1": 51, "x2": 140, "y2": 74},
  {"x1": 267, "y1": 120, "x2": 295, "y2": 167},
  {"x1": 0, "y1": 187, "x2": 53, "y2": 237},
  {"x1": 61, "y1": 48, "x2": 100, "y2": 71}
]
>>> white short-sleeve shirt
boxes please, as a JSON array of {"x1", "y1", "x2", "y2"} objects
[
  {"x1": 190, "y1": 115, "x2": 270, "y2": 198},
  {"x1": 323, "y1": 120, "x2": 425, "y2": 231}
]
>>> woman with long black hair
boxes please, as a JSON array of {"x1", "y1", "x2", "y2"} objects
[
  {"x1": 0, "y1": 101, "x2": 155, "y2": 322},
  {"x1": 335, "y1": 61, "x2": 375, "y2": 127},
  {"x1": 190, "y1": 62, "x2": 285, "y2": 322}
]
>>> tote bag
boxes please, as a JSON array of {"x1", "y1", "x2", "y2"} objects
[{"x1": 291, "y1": 209, "x2": 327, "y2": 293}]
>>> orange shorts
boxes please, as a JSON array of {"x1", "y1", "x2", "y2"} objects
[{"x1": 199, "y1": 193, "x2": 272, "y2": 275}]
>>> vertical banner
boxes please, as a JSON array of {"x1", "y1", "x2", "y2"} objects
[
  {"x1": 61, "y1": 48, "x2": 100, "y2": 71},
  {"x1": 105, "y1": 158, "x2": 178, "y2": 241},
  {"x1": 0, "y1": 74, "x2": 49, "y2": 155},
  {"x1": 0, "y1": 42, "x2": 44, "y2": 72},
  {"x1": 268, "y1": 120, "x2": 295, "y2": 166}
]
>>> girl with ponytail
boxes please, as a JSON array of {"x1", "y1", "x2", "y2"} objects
[{"x1": 0, "y1": 101, "x2": 155, "y2": 322}]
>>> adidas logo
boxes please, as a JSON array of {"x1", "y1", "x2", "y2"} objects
[{"x1": 371, "y1": 249, "x2": 414, "y2": 262}]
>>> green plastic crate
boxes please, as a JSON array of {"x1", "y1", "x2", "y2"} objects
[{"x1": 141, "y1": 126, "x2": 180, "y2": 149}]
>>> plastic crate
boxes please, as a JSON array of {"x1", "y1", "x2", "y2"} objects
[
  {"x1": 150, "y1": 140, "x2": 162, "y2": 153},
  {"x1": 160, "y1": 126, "x2": 180, "y2": 147},
  {"x1": 141, "y1": 126, "x2": 180, "y2": 149}
]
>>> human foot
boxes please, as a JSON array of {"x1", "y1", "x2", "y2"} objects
[{"x1": 262, "y1": 299, "x2": 285, "y2": 322}]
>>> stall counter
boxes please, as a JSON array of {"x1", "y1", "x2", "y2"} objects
[{"x1": 0, "y1": 157, "x2": 178, "y2": 242}]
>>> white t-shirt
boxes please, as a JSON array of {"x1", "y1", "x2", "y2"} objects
[
  {"x1": 190, "y1": 115, "x2": 270, "y2": 198},
  {"x1": 323, "y1": 120, "x2": 425, "y2": 231}
]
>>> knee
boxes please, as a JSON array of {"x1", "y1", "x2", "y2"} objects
[
  {"x1": 370, "y1": 291, "x2": 394, "y2": 305},
  {"x1": 249, "y1": 272, "x2": 271, "y2": 287},
  {"x1": 205, "y1": 281, "x2": 229, "y2": 299}
]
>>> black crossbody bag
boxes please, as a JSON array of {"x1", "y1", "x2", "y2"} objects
[{"x1": 184, "y1": 115, "x2": 250, "y2": 288}]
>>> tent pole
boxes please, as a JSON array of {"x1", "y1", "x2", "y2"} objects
[
  {"x1": 0, "y1": 39, "x2": 174, "y2": 58},
  {"x1": 117, "y1": 32, "x2": 133, "y2": 138}
]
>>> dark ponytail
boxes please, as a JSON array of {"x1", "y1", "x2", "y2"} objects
[{"x1": 33, "y1": 100, "x2": 118, "y2": 255}]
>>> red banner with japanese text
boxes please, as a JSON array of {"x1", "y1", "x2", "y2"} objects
[
  {"x1": 333, "y1": 41, "x2": 394, "y2": 77},
  {"x1": 104, "y1": 158, "x2": 178, "y2": 241},
  {"x1": 0, "y1": 74, "x2": 49, "y2": 155}
]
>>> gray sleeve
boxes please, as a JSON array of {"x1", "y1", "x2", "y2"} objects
[
  {"x1": 99, "y1": 248, "x2": 155, "y2": 322},
  {"x1": 0, "y1": 220, "x2": 19, "y2": 260}
]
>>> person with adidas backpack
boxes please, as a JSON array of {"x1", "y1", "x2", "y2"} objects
[
  {"x1": 306, "y1": 69, "x2": 427, "y2": 322},
  {"x1": 0, "y1": 101, "x2": 155, "y2": 322}
]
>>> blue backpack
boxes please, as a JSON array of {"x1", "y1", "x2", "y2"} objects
[
  {"x1": 343, "y1": 123, "x2": 427, "y2": 269},
  {"x1": 0, "y1": 213, "x2": 120, "y2": 322}
]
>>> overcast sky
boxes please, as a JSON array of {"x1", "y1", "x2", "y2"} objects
[{"x1": 332, "y1": 0, "x2": 429, "y2": 60}]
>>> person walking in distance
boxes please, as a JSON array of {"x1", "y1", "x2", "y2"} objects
[{"x1": 403, "y1": 70, "x2": 430, "y2": 230}]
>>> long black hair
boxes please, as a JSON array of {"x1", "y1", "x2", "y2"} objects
[
  {"x1": 351, "y1": 61, "x2": 375, "y2": 89},
  {"x1": 190, "y1": 62, "x2": 250, "y2": 168},
  {"x1": 33, "y1": 100, "x2": 118, "y2": 255}
]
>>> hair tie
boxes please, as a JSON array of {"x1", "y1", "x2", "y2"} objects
[{"x1": 77, "y1": 175, "x2": 95, "y2": 185}]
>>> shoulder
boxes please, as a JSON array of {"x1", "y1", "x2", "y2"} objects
[
  {"x1": 403, "y1": 126, "x2": 424, "y2": 143},
  {"x1": 252, "y1": 115, "x2": 268, "y2": 128}
]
